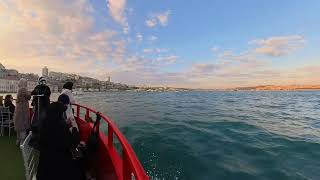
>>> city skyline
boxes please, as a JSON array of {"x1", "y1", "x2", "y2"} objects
[{"x1": 0, "y1": 1, "x2": 319, "y2": 88}]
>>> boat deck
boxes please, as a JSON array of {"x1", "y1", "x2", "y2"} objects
[{"x1": 0, "y1": 136, "x2": 25, "y2": 180}]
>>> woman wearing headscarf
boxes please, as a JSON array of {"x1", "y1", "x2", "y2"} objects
[
  {"x1": 37, "y1": 102, "x2": 84, "y2": 180},
  {"x1": 61, "y1": 82, "x2": 78, "y2": 131},
  {"x1": 13, "y1": 78, "x2": 31, "y2": 145}
]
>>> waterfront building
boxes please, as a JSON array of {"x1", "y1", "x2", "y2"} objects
[
  {"x1": 0, "y1": 63, "x2": 19, "y2": 78},
  {"x1": 0, "y1": 78, "x2": 59, "y2": 93},
  {"x1": 42, "y1": 66, "x2": 49, "y2": 77},
  {"x1": 0, "y1": 79, "x2": 18, "y2": 93}
]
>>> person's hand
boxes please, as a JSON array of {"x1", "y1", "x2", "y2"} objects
[{"x1": 66, "y1": 118, "x2": 72, "y2": 126}]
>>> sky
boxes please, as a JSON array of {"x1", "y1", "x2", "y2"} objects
[{"x1": 0, "y1": 0, "x2": 319, "y2": 89}]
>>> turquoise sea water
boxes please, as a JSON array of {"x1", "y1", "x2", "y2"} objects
[
  {"x1": 3, "y1": 91, "x2": 320, "y2": 179},
  {"x1": 74, "y1": 91, "x2": 320, "y2": 180}
]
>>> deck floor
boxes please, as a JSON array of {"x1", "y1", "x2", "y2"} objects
[{"x1": 0, "y1": 136, "x2": 25, "y2": 180}]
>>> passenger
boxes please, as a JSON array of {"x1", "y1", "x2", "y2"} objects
[
  {"x1": 13, "y1": 78, "x2": 31, "y2": 145},
  {"x1": 37, "y1": 102, "x2": 85, "y2": 180},
  {"x1": 61, "y1": 82, "x2": 78, "y2": 130},
  {"x1": 4, "y1": 94, "x2": 15, "y2": 119},
  {"x1": 0, "y1": 96, "x2": 3, "y2": 106},
  {"x1": 61, "y1": 82, "x2": 76, "y2": 104},
  {"x1": 31, "y1": 76, "x2": 51, "y2": 123},
  {"x1": 29, "y1": 76, "x2": 51, "y2": 149}
]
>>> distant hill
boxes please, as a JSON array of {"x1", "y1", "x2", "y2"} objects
[{"x1": 233, "y1": 85, "x2": 320, "y2": 91}]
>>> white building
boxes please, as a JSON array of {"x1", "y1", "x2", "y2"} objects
[
  {"x1": 0, "y1": 79, "x2": 41, "y2": 93},
  {"x1": 0, "y1": 79, "x2": 19, "y2": 93},
  {"x1": 42, "y1": 66, "x2": 49, "y2": 77}
]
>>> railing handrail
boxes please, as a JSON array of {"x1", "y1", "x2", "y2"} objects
[{"x1": 73, "y1": 103, "x2": 148, "y2": 180}]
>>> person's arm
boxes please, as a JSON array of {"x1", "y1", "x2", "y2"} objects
[
  {"x1": 24, "y1": 89, "x2": 31, "y2": 100},
  {"x1": 31, "y1": 86, "x2": 39, "y2": 95},
  {"x1": 9, "y1": 104, "x2": 15, "y2": 114},
  {"x1": 69, "y1": 93, "x2": 76, "y2": 104},
  {"x1": 45, "y1": 86, "x2": 51, "y2": 96}
]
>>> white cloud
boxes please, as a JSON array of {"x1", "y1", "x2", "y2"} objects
[
  {"x1": 145, "y1": 10, "x2": 171, "y2": 28},
  {"x1": 143, "y1": 48, "x2": 153, "y2": 53},
  {"x1": 156, "y1": 55, "x2": 179, "y2": 65},
  {"x1": 251, "y1": 35, "x2": 305, "y2": 57},
  {"x1": 157, "y1": 10, "x2": 170, "y2": 26},
  {"x1": 211, "y1": 46, "x2": 219, "y2": 52},
  {"x1": 148, "y1": 35, "x2": 158, "y2": 41},
  {"x1": 143, "y1": 48, "x2": 168, "y2": 54},
  {"x1": 107, "y1": 0, "x2": 129, "y2": 33},
  {"x1": 136, "y1": 33, "x2": 143, "y2": 42},
  {"x1": 145, "y1": 19, "x2": 157, "y2": 28}
]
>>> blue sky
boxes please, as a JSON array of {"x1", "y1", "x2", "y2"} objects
[{"x1": 0, "y1": 0, "x2": 319, "y2": 88}]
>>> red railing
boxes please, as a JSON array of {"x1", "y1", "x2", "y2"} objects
[{"x1": 73, "y1": 103, "x2": 149, "y2": 180}]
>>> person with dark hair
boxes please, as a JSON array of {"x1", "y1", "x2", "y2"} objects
[
  {"x1": 0, "y1": 96, "x2": 3, "y2": 106},
  {"x1": 4, "y1": 94, "x2": 15, "y2": 119},
  {"x1": 61, "y1": 82, "x2": 78, "y2": 130},
  {"x1": 37, "y1": 102, "x2": 85, "y2": 180},
  {"x1": 62, "y1": 82, "x2": 75, "y2": 104}
]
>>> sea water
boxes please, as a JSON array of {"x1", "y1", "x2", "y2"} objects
[
  {"x1": 3, "y1": 91, "x2": 320, "y2": 179},
  {"x1": 74, "y1": 91, "x2": 320, "y2": 180}
]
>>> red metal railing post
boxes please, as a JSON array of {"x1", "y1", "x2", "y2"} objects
[
  {"x1": 72, "y1": 103, "x2": 149, "y2": 180},
  {"x1": 108, "y1": 125, "x2": 113, "y2": 148},
  {"x1": 76, "y1": 105, "x2": 80, "y2": 119},
  {"x1": 123, "y1": 151, "x2": 131, "y2": 180},
  {"x1": 85, "y1": 108, "x2": 90, "y2": 120}
]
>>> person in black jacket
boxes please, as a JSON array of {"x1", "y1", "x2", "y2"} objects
[
  {"x1": 31, "y1": 77, "x2": 51, "y2": 122},
  {"x1": 37, "y1": 102, "x2": 85, "y2": 180},
  {"x1": 29, "y1": 77, "x2": 51, "y2": 149}
]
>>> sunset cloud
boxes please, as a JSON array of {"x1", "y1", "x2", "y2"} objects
[
  {"x1": 251, "y1": 35, "x2": 305, "y2": 57},
  {"x1": 0, "y1": 1, "x2": 318, "y2": 89},
  {"x1": 107, "y1": 0, "x2": 129, "y2": 33},
  {"x1": 0, "y1": 0, "x2": 123, "y2": 74}
]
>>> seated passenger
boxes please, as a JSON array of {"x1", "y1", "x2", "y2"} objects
[
  {"x1": 37, "y1": 102, "x2": 85, "y2": 180},
  {"x1": 0, "y1": 96, "x2": 3, "y2": 106},
  {"x1": 4, "y1": 94, "x2": 15, "y2": 119}
]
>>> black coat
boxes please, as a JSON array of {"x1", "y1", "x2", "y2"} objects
[
  {"x1": 31, "y1": 84, "x2": 51, "y2": 109},
  {"x1": 4, "y1": 101, "x2": 15, "y2": 119},
  {"x1": 37, "y1": 102, "x2": 84, "y2": 180}
]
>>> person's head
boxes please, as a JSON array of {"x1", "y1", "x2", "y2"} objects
[
  {"x1": 38, "y1": 76, "x2": 46, "y2": 85},
  {"x1": 63, "y1": 82, "x2": 73, "y2": 90},
  {"x1": 4, "y1": 95, "x2": 13, "y2": 104},
  {"x1": 18, "y1": 78, "x2": 28, "y2": 89},
  {"x1": 0, "y1": 96, "x2": 3, "y2": 106},
  {"x1": 44, "y1": 102, "x2": 68, "y2": 126},
  {"x1": 58, "y1": 94, "x2": 70, "y2": 105}
]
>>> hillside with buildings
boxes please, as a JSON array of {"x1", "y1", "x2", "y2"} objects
[
  {"x1": 0, "y1": 63, "x2": 135, "y2": 93},
  {"x1": 233, "y1": 85, "x2": 320, "y2": 91}
]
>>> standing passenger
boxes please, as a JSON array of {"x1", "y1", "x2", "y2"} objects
[
  {"x1": 29, "y1": 77, "x2": 51, "y2": 149},
  {"x1": 14, "y1": 78, "x2": 31, "y2": 145},
  {"x1": 37, "y1": 102, "x2": 84, "y2": 180},
  {"x1": 61, "y1": 82, "x2": 78, "y2": 130}
]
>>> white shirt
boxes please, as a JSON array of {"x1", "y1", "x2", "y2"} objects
[
  {"x1": 61, "y1": 89, "x2": 78, "y2": 130},
  {"x1": 61, "y1": 89, "x2": 75, "y2": 104}
]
